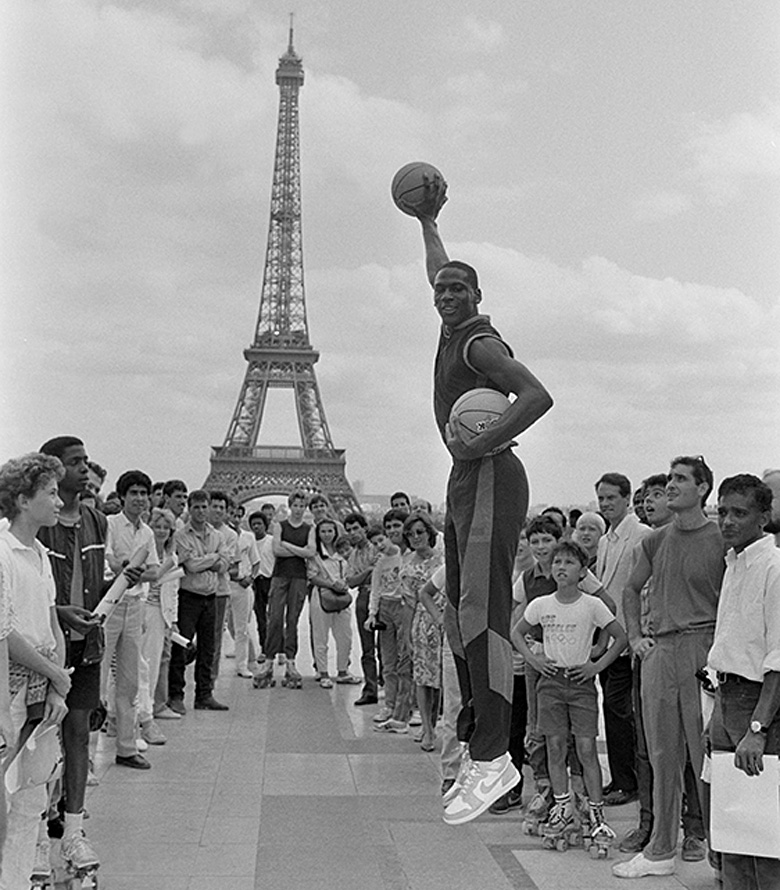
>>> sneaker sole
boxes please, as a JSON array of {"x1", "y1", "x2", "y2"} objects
[{"x1": 443, "y1": 763, "x2": 520, "y2": 825}]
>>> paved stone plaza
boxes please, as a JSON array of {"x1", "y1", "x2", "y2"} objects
[{"x1": 89, "y1": 616, "x2": 717, "y2": 890}]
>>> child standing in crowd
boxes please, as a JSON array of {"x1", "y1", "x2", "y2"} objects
[
  {"x1": 514, "y1": 541, "x2": 627, "y2": 854},
  {"x1": 365, "y1": 511, "x2": 410, "y2": 733},
  {"x1": 518, "y1": 516, "x2": 614, "y2": 825}
]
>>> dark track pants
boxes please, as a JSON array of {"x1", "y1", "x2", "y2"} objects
[{"x1": 444, "y1": 449, "x2": 527, "y2": 762}]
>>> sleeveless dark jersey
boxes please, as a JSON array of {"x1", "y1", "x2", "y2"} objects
[
  {"x1": 433, "y1": 315, "x2": 513, "y2": 441},
  {"x1": 273, "y1": 519, "x2": 311, "y2": 579}
]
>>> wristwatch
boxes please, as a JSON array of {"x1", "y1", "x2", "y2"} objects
[{"x1": 749, "y1": 719, "x2": 768, "y2": 735}]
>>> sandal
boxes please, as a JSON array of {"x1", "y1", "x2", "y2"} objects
[{"x1": 319, "y1": 677, "x2": 334, "y2": 689}]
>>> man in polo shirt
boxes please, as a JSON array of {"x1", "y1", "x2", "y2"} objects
[
  {"x1": 595, "y1": 473, "x2": 651, "y2": 807},
  {"x1": 168, "y1": 490, "x2": 230, "y2": 713},
  {"x1": 207, "y1": 491, "x2": 238, "y2": 682},
  {"x1": 104, "y1": 470, "x2": 160, "y2": 769},
  {"x1": 707, "y1": 474, "x2": 780, "y2": 889}
]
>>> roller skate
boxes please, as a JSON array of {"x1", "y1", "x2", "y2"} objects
[
  {"x1": 584, "y1": 800, "x2": 615, "y2": 859},
  {"x1": 522, "y1": 783, "x2": 552, "y2": 836},
  {"x1": 541, "y1": 795, "x2": 582, "y2": 852},
  {"x1": 574, "y1": 789, "x2": 591, "y2": 843},
  {"x1": 60, "y1": 831, "x2": 100, "y2": 887},
  {"x1": 280, "y1": 663, "x2": 302, "y2": 689},
  {"x1": 252, "y1": 659, "x2": 275, "y2": 689}
]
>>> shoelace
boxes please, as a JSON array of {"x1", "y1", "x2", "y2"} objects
[{"x1": 459, "y1": 760, "x2": 485, "y2": 792}]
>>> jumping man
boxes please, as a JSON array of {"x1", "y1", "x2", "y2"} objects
[{"x1": 413, "y1": 184, "x2": 553, "y2": 824}]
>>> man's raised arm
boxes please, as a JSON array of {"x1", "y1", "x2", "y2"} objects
[{"x1": 414, "y1": 177, "x2": 449, "y2": 285}]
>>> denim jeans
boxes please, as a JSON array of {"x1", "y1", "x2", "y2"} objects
[{"x1": 377, "y1": 598, "x2": 412, "y2": 722}]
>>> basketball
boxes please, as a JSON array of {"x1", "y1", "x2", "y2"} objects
[
  {"x1": 449, "y1": 388, "x2": 511, "y2": 445},
  {"x1": 391, "y1": 161, "x2": 446, "y2": 216}
]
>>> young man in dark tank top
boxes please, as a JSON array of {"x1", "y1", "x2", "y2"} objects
[
  {"x1": 412, "y1": 183, "x2": 553, "y2": 825},
  {"x1": 255, "y1": 490, "x2": 315, "y2": 688}
]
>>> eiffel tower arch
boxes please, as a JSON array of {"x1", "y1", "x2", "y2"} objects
[{"x1": 203, "y1": 24, "x2": 360, "y2": 516}]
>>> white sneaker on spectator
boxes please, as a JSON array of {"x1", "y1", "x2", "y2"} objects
[
  {"x1": 612, "y1": 853, "x2": 675, "y2": 879},
  {"x1": 372, "y1": 707, "x2": 393, "y2": 723},
  {"x1": 140, "y1": 720, "x2": 167, "y2": 745},
  {"x1": 154, "y1": 706, "x2": 182, "y2": 720}
]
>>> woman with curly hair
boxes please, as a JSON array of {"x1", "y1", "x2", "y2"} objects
[{"x1": 0, "y1": 453, "x2": 73, "y2": 883}]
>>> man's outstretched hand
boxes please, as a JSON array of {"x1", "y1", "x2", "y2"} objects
[{"x1": 404, "y1": 172, "x2": 448, "y2": 220}]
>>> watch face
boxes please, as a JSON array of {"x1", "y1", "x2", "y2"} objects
[{"x1": 750, "y1": 720, "x2": 765, "y2": 734}]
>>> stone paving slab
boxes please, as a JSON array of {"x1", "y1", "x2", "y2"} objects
[{"x1": 87, "y1": 628, "x2": 716, "y2": 889}]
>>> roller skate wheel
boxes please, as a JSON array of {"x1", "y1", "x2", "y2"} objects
[
  {"x1": 542, "y1": 836, "x2": 554, "y2": 850},
  {"x1": 555, "y1": 837, "x2": 568, "y2": 852},
  {"x1": 522, "y1": 821, "x2": 535, "y2": 836}
]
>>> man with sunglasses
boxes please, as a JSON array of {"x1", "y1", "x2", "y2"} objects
[{"x1": 614, "y1": 456, "x2": 725, "y2": 879}]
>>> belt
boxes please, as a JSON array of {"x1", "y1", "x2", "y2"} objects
[
  {"x1": 654, "y1": 626, "x2": 715, "y2": 638},
  {"x1": 716, "y1": 672, "x2": 761, "y2": 686}
]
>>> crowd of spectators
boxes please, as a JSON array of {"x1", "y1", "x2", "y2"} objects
[{"x1": 0, "y1": 438, "x2": 778, "y2": 889}]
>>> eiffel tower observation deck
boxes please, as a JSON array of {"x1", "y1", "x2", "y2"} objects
[{"x1": 204, "y1": 23, "x2": 360, "y2": 515}]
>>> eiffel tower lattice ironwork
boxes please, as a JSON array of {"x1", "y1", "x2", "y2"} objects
[{"x1": 204, "y1": 25, "x2": 360, "y2": 515}]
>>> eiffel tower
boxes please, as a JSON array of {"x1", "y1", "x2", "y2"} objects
[{"x1": 204, "y1": 24, "x2": 360, "y2": 516}]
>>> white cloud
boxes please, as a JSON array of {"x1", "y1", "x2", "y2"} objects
[
  {"x1": 304, "y1": 72, "x2": 430, "y2": 193},
  {"x1": 687, "y1": 103, "x2": 780, "y2": 203},
  {"x1": 460, "y1": 16, "x2": 505, "y2": 51},
  {"x1": 632, "y1": 190, "x2": 693, "y2": 222},
  {"x1": 1, "y1": 0, "x2": 777, "y2": 509}
]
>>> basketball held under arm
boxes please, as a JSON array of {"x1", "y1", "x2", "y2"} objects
[{"x1": 451, "y1": 338, "x2": 552, "y2": 457}]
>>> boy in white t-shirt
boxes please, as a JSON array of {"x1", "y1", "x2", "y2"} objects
[{"x1": 514, "y1": 540, "x2": 627, "y2": 853}]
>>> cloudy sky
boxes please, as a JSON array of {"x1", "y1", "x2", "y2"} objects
[{"x1": 1, "y1": 0, "x2": 778, "y2": 508}]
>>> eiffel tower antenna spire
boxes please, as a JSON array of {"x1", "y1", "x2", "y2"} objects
[{"x1": 204, "y1": 26, "x2": 360, "y2": 514}]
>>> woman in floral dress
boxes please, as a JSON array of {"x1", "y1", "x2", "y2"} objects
[{"x1": 401, "y1": 513, "x2": 444, "y2": 751}]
